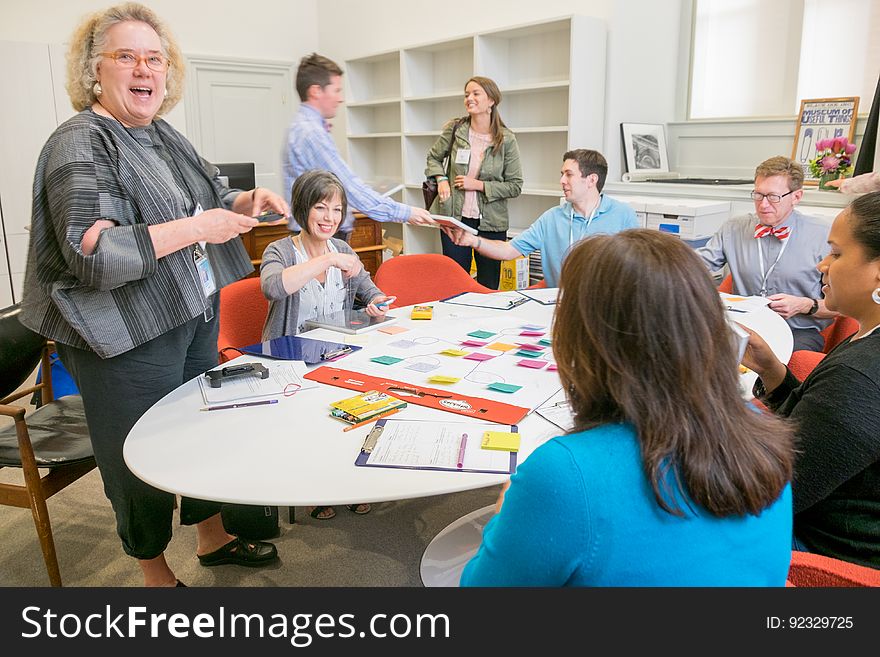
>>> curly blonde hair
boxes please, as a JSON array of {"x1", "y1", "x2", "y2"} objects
[{"x1": 66, "y1": 2, "x2": 184, "y2": 116}]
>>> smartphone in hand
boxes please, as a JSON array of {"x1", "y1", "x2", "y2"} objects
[{"x1": 254, "y1": 212, "x2": 286, "y2": 223}]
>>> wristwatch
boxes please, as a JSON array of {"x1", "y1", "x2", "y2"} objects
[{"x1": 807, "y1": 298, "x2": 819, "y2": 315}]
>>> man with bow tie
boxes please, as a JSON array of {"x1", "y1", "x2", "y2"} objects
[{"x1": 698, "y1": 156, "x2": 835, "y2": 351}]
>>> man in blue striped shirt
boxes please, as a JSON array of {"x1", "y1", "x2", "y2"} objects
[{"x1": 283, "y1": 53, "x2": 435, "y2": 240}]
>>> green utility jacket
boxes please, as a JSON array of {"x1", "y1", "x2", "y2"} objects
[{"x1": 425, "y1": 118, "x2": 523, "y2": 232}]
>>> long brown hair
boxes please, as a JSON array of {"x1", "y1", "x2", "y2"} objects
[
  {"x1": 553, "y1": 229, "x2": 793, "y2": 517},
  {"x1": 465, "y1": 76, "x2": 506, "y2": 151}
]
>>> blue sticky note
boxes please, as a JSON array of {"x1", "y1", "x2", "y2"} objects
[
  {"x1": 371, "y1": 355, "x2": 403, "y2": 365},
  {"x1": 488, "y1": 382, "x2": 522, "y2": 394}
]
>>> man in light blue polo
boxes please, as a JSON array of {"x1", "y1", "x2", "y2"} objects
[{"x1": 441, "y1": 149, "x2": 639, "y2": 287}]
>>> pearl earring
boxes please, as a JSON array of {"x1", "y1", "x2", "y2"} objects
[
  {"x1": 93, "y1": 81, "x2": 103, "y2": 96},
  {"x1": 872, "y1": 287, "x2": 880, "y2": 305}
]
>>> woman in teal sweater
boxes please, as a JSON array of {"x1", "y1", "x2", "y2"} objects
[{"x1": 461, "y1": 230, "x2": 795, "y2": 586}]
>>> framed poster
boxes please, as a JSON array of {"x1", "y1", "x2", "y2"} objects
[
  {"x1": 792, "y1": 97, "x2": 859, "y2": 185},
  {"x1": 620, "y1": 123, "x2": 670, "y2": 174}
]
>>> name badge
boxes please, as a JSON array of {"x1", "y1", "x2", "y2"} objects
[
  {"x1": 455, "y1": 148, "x2": 471, "y2": 165},
  {"x1": 193, "y1": 246, "x2": 217, "y2": 298}
]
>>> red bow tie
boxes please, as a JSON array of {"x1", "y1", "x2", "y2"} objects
[{"x1": 754, "y1": 224, "x2": 790, "y2": 241}]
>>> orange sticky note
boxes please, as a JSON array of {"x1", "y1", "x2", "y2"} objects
[
  {"x1": 485, "y1": 342, "x2": 518, "y2": 352},
  {"x1": 378, "y1": 325, "x2": 409, "y2": 335}
]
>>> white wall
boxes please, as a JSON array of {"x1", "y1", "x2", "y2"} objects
[
  {"x1": 315, "y1": 0, "x2": 683, "y2": 181},
  {"x1": 0, "y1": 0, "x2": 318, "y2": 61}
]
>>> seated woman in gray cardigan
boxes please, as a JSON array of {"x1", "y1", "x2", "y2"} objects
[
  {"x1": 260, "y1": 170, "x2": 391, "y2": 342},
  {"x1": 260, "y1": 169, "x2": 390, "y2": 520}
]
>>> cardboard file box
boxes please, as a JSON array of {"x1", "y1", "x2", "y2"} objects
[{"x1": 646, "y1": 198, "x2": 730, "y2": 239}]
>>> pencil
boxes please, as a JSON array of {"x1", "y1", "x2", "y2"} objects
[{"x1": 342, "y1": 408, "x2": 401, "y2": 432}]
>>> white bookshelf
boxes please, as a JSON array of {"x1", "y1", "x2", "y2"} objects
[{"x1": 345, "y1": 15, "x2": 606, "y2": 253}]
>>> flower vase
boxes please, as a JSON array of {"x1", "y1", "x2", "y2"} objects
[{"x1": 818, "y1": 172, "x2": 841, "y2": 191}]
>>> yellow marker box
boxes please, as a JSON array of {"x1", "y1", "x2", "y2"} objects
[{"x1": 411, "y1": 305, "x2": 433, "y2": 320}]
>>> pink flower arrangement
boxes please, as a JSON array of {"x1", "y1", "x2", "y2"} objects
[{"x1": 809, "y1": 137, "x2": 856, "y2": 179}]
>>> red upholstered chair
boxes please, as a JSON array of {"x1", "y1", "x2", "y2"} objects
[
  {"x1": 373, "y1": 254, "x2": 493, "y2": 307},
  {"x1": 821, "y1": 315, "x2": 858, "y2": 354},
  {"x1": 787, "y1": 551, "x2": 880, "y2": 587},
  {"x1": 717, "y1": 273, "x2": 733, "y2": 293},
  {"x1": 787, "y1": 350, "x2": 826, "y2": 380},
  {"x1": 526, "y1": 279, "x2": 547, "y2": 290},
  {"x1": 217, "y1": 277, "x2": 269, "y2": 362}
]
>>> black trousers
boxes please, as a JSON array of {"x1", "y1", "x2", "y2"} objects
[
  {"x1": 791, "y1": 327, "x2": 825, "y2": 352},
  {"x1": 440, "y1": 217, "x2": 506, "y2": 289},
  {"x1": 58, "y1": 296, "x2": 223, "y2": 560}
]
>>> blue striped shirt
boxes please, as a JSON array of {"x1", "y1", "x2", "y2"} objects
[{"x1": 282, "y1": 104, "x2": 410, "y2": 233}]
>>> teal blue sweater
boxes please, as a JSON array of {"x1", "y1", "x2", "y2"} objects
[{"x1": 460, "y1": 424, "x2": 792, "y2": 586}]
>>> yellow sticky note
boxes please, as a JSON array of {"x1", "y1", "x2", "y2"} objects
[
  {"x1": 428, "y1": 375, "x2": 460, "y2": 384},
  {"x1": 485, "y1": 342, "x2": 518, "y2": 352},
  {"x1": 481, "y1": 431, "x2": 520, "y2": 452},
  {"x1": 440, "y1": 348, "x2": 469, "y2": 357}
]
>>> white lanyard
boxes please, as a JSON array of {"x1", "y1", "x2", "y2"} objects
[
  {"x1": 568, "y1": 201, "x2": 600, "y2": 248},
  {"x1": 756, "y1": 226, "x2": 792, "y2": 296}
]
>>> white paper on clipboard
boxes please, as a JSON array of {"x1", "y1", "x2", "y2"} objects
[{"x1": 430, "y1": 215, "x2": 479, "y2": 235}]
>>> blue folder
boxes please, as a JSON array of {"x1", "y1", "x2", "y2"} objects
[{"x1": 239, "y1": 335, "x2": 361, "y2": 365}]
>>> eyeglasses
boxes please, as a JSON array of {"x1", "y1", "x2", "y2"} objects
[
  {"x1": 100, "y1": 50, "x2": 169, "y2": 72},
  {"x1": 750, "y1": 190, "x2": 794, "y2": 204}
]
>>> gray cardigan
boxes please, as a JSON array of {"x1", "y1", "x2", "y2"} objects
[{"x1": 260, "y1": 236, "x2": 382, "y2": 341}]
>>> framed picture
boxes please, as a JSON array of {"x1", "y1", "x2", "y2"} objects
[
  {"x1": 792, "y1": 97, "x2": 860, "y2": 185},
  {"x1": 620, "y1": 123, "x2": 670, "y2": 174}
]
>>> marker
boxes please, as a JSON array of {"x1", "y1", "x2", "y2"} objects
[
  {"x1": 201, "y1": 399, "x2": 278, "y2": 411},
  {"x1": 456, "y1": 433, "x2": 468, "y2": 469},
  {"x1": 375, "y1": 296, "x2": 397, "y2": 309},
  {"x1": 342, "y1": 408, "x2": 401, "y2": 432}
]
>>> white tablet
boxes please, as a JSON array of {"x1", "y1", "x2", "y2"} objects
[
  {"x1": 430, "y1": 215, "x2": 479, "y2": 235},
  {"x1": 303, "y1": 309, "x2": 398, "y2": 335}
]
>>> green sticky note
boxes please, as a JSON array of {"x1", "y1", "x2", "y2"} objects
[
  {"x1": 538, "y1": 338, "x2": 552, "y2": 346},
  {"x1": 371, "y1": 355, "x2": 403, "y2": 365},
  {"x1": 488, "y1": 382, "x2": 522, "y2": 394},
  {"x1": 515, "y1": 350, "x2": 541, "y2": 358},
  {"x1": 468, "y1": 330, "x2": 496, "y2": 339}
]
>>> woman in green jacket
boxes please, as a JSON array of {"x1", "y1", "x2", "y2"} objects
[{"x1": 425, "y1": 76, "x2": 523, "y2": 288}]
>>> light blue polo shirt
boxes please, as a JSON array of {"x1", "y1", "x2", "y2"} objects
[{"x1": 510, "y1": 195, "x2": 640, "y2": 287}]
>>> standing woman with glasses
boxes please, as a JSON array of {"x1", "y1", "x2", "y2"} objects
[
  {"x1": 425, "y1": 76, "x2": 523, "y2": 289},
  {"x1": 697, "y1": 156, "x2": 836, "y2": 351},
  {"x1": 20, "y1": 2, "x2": 289, "y2": 586}
]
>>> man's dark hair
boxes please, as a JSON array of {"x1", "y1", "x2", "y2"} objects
[
  {"x1": 296, "y1": 53, "x2": 343, "y2": 102},
  {"x1": 563, "y1": 149, "x2": 608, "y2": 192}
]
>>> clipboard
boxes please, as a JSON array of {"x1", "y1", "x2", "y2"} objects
[
  {"x1": 304, "y1": 366, "x2": 529, "y2": 424},
  {"x1": 442, "y1": 291, "x2": 530, "y2": 310},
  {"x1": 354, "y1": 419, "x2": 518, "y2": 474}
]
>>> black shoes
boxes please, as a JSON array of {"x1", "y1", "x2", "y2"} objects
[{"x1": 197, "y1": 536, "x2": 278, "y2": 568}]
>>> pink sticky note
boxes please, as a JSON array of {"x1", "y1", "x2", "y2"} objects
[
  {"x1": 378, "y1": 325, "x2": 409, "y2": 335},
  {"x1": 519, "y1": 330, "x2": 545, "y2": 337},
  {"x1": 547, "y1": 363, "x2": 558, "y2": 371},
  {"x1": 464, "y1": 352, "x2": 496, "y2": 361},
  {"x1": 460, "y1": 339, "x2": 488, "y2": 347},
  {"x1": 517, "y1": 359, "x2": 547, "y2": 369},
  {"x1": 516, "y1": 343, "x2": 544, "y2": 352}
]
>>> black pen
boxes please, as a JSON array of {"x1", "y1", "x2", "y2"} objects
[
  {"x1": 725, "y1": 306, "x2": 747, "y2": 313},
  {"x1": 201, "y1": 399, "x2": 278, "y2": 411}
]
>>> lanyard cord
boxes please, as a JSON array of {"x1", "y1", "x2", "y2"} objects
[
  {"x1": 756, "y1": 227, "x2": 792, "y2": 296},
  {"x1": 568, "y1": 200, "x2": 601, "y2": 248}
]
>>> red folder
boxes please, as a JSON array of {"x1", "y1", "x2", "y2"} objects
[{"x1": 304, "y1": 366, "x2": 529, "y2": 425}]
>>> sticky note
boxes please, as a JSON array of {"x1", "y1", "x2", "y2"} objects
[
  {"x1": 515, "y1": 350, "x2": 541, "y2": 358},
  {"x1": 428, "y1": 375, "x2": 460, "y2": 384},
  {"x1": 481, "y1": 431, "x2": 520, "y2": 452},
  {"x1": 516, "y1": 343, "x2": 544, "y2": 352},
  {"x1": 488, "y1": 382, "x2": 522, "y2": 394},
  {"x1": 460, "y1": 339, "x2": 488, "y2": 347},
  {"x1": 468, "y1": 330, "x2": 496, "y2": 339},
  {"x1": 519, "y1": 330, "x2": 545, "y2": 337},
  {"x1": 371, "y1": 355, "x2": 403, "y2": 365},
  {"x1": 538, "y1": 338, "x2": 552, "y2": 346},
  {"x1": 388, "y1": 339, "x2": 417, "y2": 349},
  {"x1": 440, "y1": 348, "x2": 469, "y2": 357},
  {"x1": 406, "y1": 362, "x2": 439, "y2": 373},
  {"x1": 486, "y1": 342, "x2": 517, "y2": 352},
  {"x1": 463, "y1": 352, "x2": 495, "y2": 361},
  {"x1": 378, "y1": 325, "x2": 409, "y2": 335},
  {"x1": 517, "y1": 359, "x2": 546, "y2": 369},
  {"x1": 547, "y1": 363, "x2": 558, "y2": 371},
  {"x1": 521, "y1": 324, "x2": 545, "y2": 331}
]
